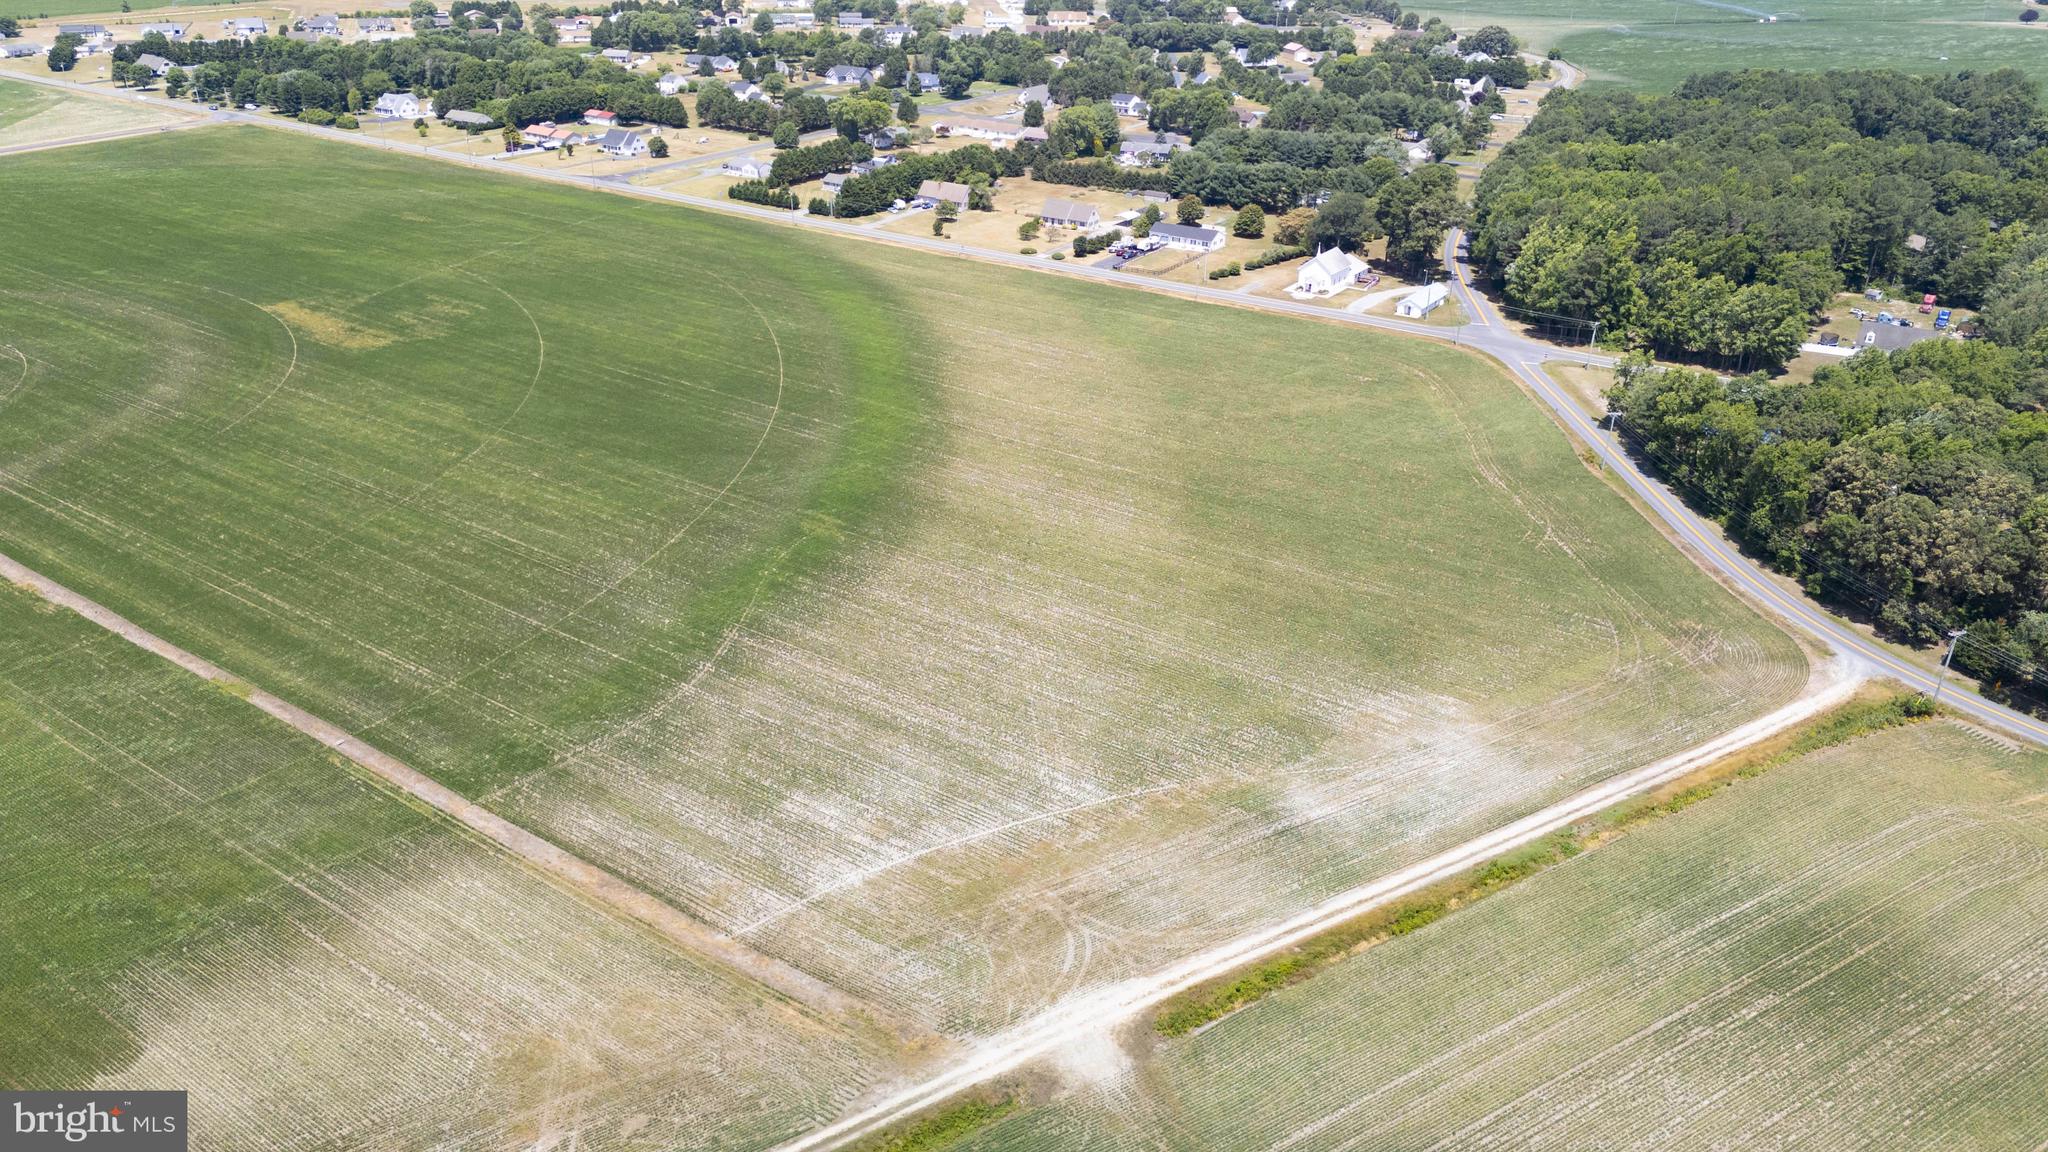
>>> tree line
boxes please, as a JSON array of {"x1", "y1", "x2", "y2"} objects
[{"x1": 1611, "y1": 337, "x2": 2048, "y2": 705}]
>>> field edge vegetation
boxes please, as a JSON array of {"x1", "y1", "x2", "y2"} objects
[{"x1": 1150, "y1": 688, "x2": 1940, "y2": 1038}]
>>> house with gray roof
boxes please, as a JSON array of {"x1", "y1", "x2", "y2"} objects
[
  {"x1": 442, "y1": 108, "x2": 495, "y2": 128},
  {"x1": 1150, "y1": 222, "x2": 1224, "y2": 252},
  {"x1": 222, "y1": 17, "x2": 268, "y2": 39},
  {"x1": 1109, "y1": 92, "x2": 1148, "y2": 117},
  {"x1": 134, "y1": 52, "x2": 174, "y2": 75},
  {"x1": 1039, "y1": 197, "x2": 1099, "y2": 229},
  {"x1": 825, "y1": 64, "x2": 873, "y2": 84},
  {"x1": 301, "y1": 14, "x2": 341, "y2": 35},
  {"x1": 596, "y1": 127, "x2": 648, "y2": 156},
  {"x1": 136, "y1": 22, "x2": 189, "y2": 39},
  {"x1": 914, "y1": 179, "x2": 970, "y2": 209}
]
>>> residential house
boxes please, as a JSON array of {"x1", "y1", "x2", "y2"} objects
[
  {"x1": 1453, "y1": 75, "x2": 1494, "y2": 106},
  {"x1": 1115, "y1": 130, "x2": 1186, "y2": 166},
  {"x1": 851, "y1": 154, "x2": 898, "y2": 174},
  {"x1": 428, "y1": 11, "x2": 452, "y2": 27},
  {"x1": 914, "y1": 179, "x2": 971, "y2": 209},
  {"x1": 1039, "y1": 197, "x2": 1099, "y2": 229},
  {"x1": 658, "y1": 72, "x2": 690, "y2": 95},
  {"x1": 1395, "y1": 282, "x2": 1449, "y2": 317},
  {"x1": 1404, "y1": 141, "x2": 1433, "y2": 165},
  {"x1": 597, "y1": 128, "x2": 648, "y2": 157},
  {"x1": 0, "y1": 42, "x2": 43, "y2": 58},
  {"x1": 600, "y1": 47, "x2": 632, "y2": 64},
  {"x1": 835, "y1": 12, "x2": 874, "y2": 26},
  {"x1": 373, "y1": 91, "x2": 421, "y2": 118},
  {"x1": 1235, "y1": 107, "x2": 1263, "y2": 127},
  {"x1": 821, "y1": 171, "x2": 848, "y2": 195},
  {"x1": 910, "y1": 71, "x2": 940, "y2": 90},
  {"x1": 877, "y1": 23, "x2": 913, "y2": 44},
  {"x1": 301, "y1": 14, "x2": 341, "y2": 36},
  {"x1": 933, "y1": 115, "x2": 1044, "y2": 143},
  {"x1": 443, "y1": 109, "x2": 495, "y2": 128},
  {"x1": 730, "y1": 81, "x2": 768, "y2": 102},
  {"x1": 522, "y1": 122, "x2": 586, "y2": 147},
  {"x1": 1461, "y1": 49, "x2": 1494, "y2": 63},
  {"x1": 863, "y1": 126, "x2": 909, "y2": 149},
  {"x1": 1292, "y1": 246, "x2": 1367, "y2": 297},
  {"x1": 1279, "y1": 70, "x2": 1312, "y2": 86},
  {"x1": 358, "y1": 16, "x2": 404, "y2": 38},
  {"x1": 583, "y1": 108, "x2": 618, "y2": 127},
  {"x1": 1014, "y1": 83, "x2": 1052, "y2": 108},
  {"x1": 1044, "y1": 9, "x2": 1091, "y2": 27},
  {"x1": 57, "y1": 23, "x2": 112, "y2": 46},
  {"x1": 222, "y1": 17, "x2": 267, "y2": 40},
  {"x1": 550, "y1": 16, "x2": 593, "y2": 42},
  {"x1": 133, "y1": 52, "x2": 174, "y2": 76},
  {"x1": 946, "y1": 24, "x2": 987, "y2": 38},
  {"x1": 1149, "y1": 223, "x2": 1225, "y2": 252},
  {"x1": 136, "y1": 22, "x2": 188, "y2": 39},
  {"x1": 1108, "y1": 92, "x2": 1148, "y2": 117},
  {"x1": 825, "y1": 64, "x2": 873, "y2": 84},
  {"x1": 770, "y1": 12, "x2": 816, "y2": 28},
  {"x1": 723, "y1": 158, "x2": 772, "y2": 179}
]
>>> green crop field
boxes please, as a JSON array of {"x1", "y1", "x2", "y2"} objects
[
  {"x1": 1414, "y1": 0, "x2": 2048, "y2": 91},
  {"x1": 0, "y1": 0, "x2": 241, "y2": 20},
  {"x1": 0, "y1": 583, "x2": 891, "y2": 1150},
  {"x1": 1, "y1": 124, "x2": 1808, "y2": 1138},
  {"x1": 960, "y1": 718, "x2": 2048, "y2": 1150}
]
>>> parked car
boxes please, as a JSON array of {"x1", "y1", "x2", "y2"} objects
[{"x1": 1936, "y1": 308, "x2": 1953, "y2": 329}]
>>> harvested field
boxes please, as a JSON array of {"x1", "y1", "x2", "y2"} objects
[
  {"x1": 2, "y1": 126, "x2": 1808, "y2": 1137},
  {"x1": 0, "y1": 583, "x2": 892, "y2": 1150},
  {"x1": 959, "y1": 718, "x2": 2048, "y2": 1150},
  {"x1": 0, "y1": 75, "x2": 187, "y2": 148}
]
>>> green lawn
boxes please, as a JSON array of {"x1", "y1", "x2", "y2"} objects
[
  {"x1": 0, "y1": 583, "x2": 890, "y2": 1150},
  {"x1": 0, "y1": 123, "x2": 1805, "y2": 1081},
  {"x1": 1413, "y1": 0, "x2": 2048, "y2": 91},
  {"x1": 962, "y1": 718, "x2": 2048, "y2": 1150}
]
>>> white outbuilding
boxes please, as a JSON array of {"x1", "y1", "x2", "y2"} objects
[{"x1": 1396, "y1": 282, "x2": 1450, "y2": 318}]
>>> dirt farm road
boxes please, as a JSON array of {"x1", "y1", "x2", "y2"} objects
[{"x1": 0, "y1": 550, "x2": 905, "y2": 1032}]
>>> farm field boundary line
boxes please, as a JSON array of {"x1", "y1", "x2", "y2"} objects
[
  {"x1": 0, "y1": 547, "x2": 910, "y2": 1032},
  {"x1": 773, "y1": 658, "x2": 1865, "y2": 1152}
]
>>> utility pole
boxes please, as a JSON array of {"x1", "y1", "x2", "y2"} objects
[{"x1": 1931, "y1": 628, "x2": 1967, "y2": 707}]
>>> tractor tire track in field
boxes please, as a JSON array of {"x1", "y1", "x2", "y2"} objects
[
  {"x1": 0, "y1": 548, "x2": 909, "y2": 1032},
  {"x1": 770, "y1": 657, "x2": 1863, "y2": 1152},
  {"x1": 185, "y1": 285, "x2": 300, "y2": 439}
]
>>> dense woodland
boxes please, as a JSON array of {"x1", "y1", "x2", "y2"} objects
[
  {"x1": 1472, "y1": 68, "x2": 2048, "y2": 701},
  {"x1": 1473, "y1": 70, "x2": 2048, "y2": 371},
  {"x1": 1611, "y1": 299, "x2": 2048, "y2": 703}
]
